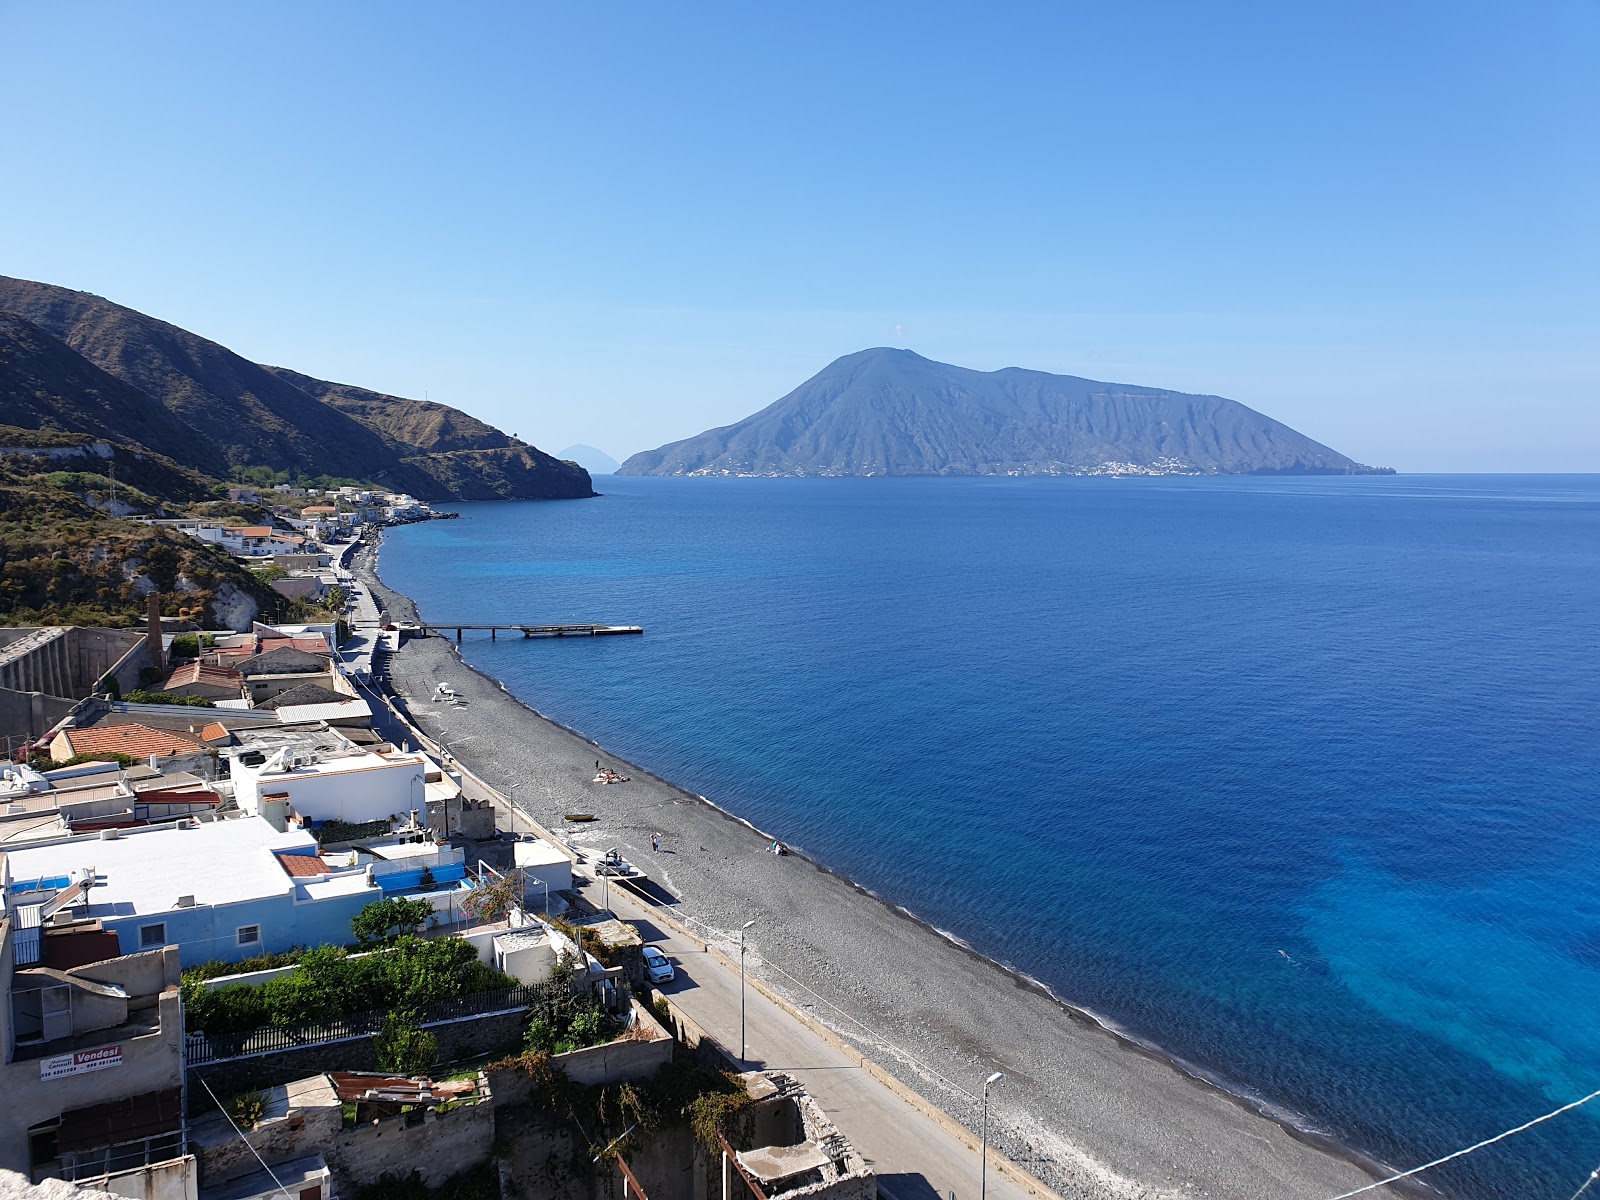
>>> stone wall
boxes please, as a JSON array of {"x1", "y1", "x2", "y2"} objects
[
  {"x1": 325, "y1": 1089, "x2": 495, "y2": 1192},
  {"x1": 186, "y1": 1007, "x2": 528, "y2": 1114},
  {"x1": 0, "y1": 689, "x2": 75, "y2": 745},
  {"x1": 191, "y1": 1077, "x2": 341, "y2": 1188},
  {"x1": 487, "y1": 1000, "x2": 671, "y2": 1102}
]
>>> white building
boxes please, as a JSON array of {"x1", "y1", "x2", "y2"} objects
[{"x1": 231, "y1": 745, "x2": 429, "y2": 830}]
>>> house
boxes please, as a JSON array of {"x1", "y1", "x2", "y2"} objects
[
  {"x1": 160, "y1": 662, "x2": 245, "y2": 702},
  {"x1": 727, "y1": 1072, "x2": 875, "y2": 1200},
  {"x1": 235, "y1": 646, "x2": 334, "y2": 702},
  {"x1": 268, "y1": 576, "x2": 327, "y2": 604},
  {"x1": 231, "y1": 740, "x2": 427, "y2": 827},
  {"x1": 49, "y1": 722, "x2": 208, "y2": 769},
  {"x1": 0, "y1": 912, "x2": 191, "y2": 1189},
  {"x1": 225, "y1": 486, "x2": 258, "y2": 504},
  {"x1": 222, "y1": 526, "x2": 277, "y2": 556},
  {"x1": 252, "y1": 681, "x2": 372, "y2": 728},
  {"x1": 0, "y1": 816, "x2": 388, "y2": 965},
  {"x1": 0, "y1": 761, "x2": 221, "y2": 843}
]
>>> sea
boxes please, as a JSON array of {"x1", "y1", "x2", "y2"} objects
[{"x1": 380, "y1": 474, "x2": 1600, "y2": 1200}]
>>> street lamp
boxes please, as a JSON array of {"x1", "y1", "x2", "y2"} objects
[
  {"x1": 738, "y1": 919, "x2": 757, "y2": 1064},
  {"x1": 525, "y1": 875, "x2": 549, "y2": 918},
  {"x1": 981, "y1": 1071, "x2": 1004, "y2": 1200}
]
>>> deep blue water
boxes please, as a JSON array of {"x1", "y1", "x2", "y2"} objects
[{"x1": 382, "y1": 475, "x2": 1600, "y2": 1199}]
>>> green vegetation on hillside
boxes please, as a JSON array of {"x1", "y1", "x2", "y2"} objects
[{"x1": 0, "y1": 461, "x2": 282, "y2": 628}]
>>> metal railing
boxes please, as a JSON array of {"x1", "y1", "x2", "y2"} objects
[{"x1": 184, "y1": 983, "x2": 534, "y2": 1066}]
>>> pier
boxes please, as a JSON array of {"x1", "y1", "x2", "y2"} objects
[{"x1": 419, "y1": 622, "x2": 643, "y2": 642}]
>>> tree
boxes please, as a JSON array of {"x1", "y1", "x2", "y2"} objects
[
  {"x1": 351, "y1": 897, "x2": 435, "y2": 948},
  {"x1": 374, "y1": 1009, "x2": 437, "y2": 1075},
  {"x1": 461, "y1": 868, "x2": 527, "y2": 924}
]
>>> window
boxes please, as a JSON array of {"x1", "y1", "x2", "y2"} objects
[
  {"x1": 237, "y1": 925, "x2": 261, "y2": 948},
  {"x1": 138, "y1": 923, "x2": 166, "y2": 949}
]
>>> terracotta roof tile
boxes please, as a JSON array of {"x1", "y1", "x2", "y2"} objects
[
  {"x1": 163, "y1": 662, "x2": 242, "y2": 690},
  {"x1": 277, "y1": 853, "x2": 331, "y2": 877},
  {"x1": 57, "y1": 723, "x2": 203, "y2": 761}
]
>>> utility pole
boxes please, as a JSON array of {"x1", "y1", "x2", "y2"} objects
[
  {"x1": 739, "y1": 918, "x2": 757, "y2": 1063},
  {"x1": 982, "y1": 1071, "x2": 1004, "y2": 1200}
]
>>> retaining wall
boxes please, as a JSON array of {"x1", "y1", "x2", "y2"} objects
[{"x1": 325, "y1": 1086, "x2": 496, "y2": 1192}]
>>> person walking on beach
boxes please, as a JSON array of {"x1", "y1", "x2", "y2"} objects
[{"x1": 651, "y1": 833, "x2": 660, "y2": 853}]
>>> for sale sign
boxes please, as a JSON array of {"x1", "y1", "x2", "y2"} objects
[{"x1": 40, "y1": 1045, "x2": 122, "y2": 1080}]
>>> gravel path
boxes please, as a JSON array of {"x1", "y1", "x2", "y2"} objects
[{"x1": 353, "y1": 537, "x2": 1407, "y2": 1200}]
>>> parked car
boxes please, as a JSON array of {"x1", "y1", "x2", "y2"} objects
[
  {"x1": 642, "y1": 945, "x2": 675, "y2": 984},
  {"x1": 594, "y1": 849, "x2": 635, "y2": 877}
]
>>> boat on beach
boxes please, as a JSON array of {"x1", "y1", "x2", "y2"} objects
[{"x1": 564, "y1": 813, "x2": 598, "y2": 822}]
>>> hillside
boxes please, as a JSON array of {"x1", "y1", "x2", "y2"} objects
[
  {"x1": 0, "y1": 276, "x2": 594, "y2": 501},
  {"x1": 619, "y1": 348, "x2": 1390, "y2": 478},
  {"x1": 0, "y1": 457, "x2": 281, "y2": 629},
  {"x1": 263, "y1": 366, "x2": 516, "y2": 454}
]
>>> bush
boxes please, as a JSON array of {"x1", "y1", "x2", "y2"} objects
[
  {"x1": 374, "y1": 1009, "x2": 437, "y2": 1075},
  {"x1": 520, "y1": 961, "x2": 617, "y2": 1056},
  {"x1": 167, "y1": 633, "x2": 214, "y2": 659},
  {"x1": 351, "y1": 897, "x2": 435, "y2": 948},
  {"x1": 314, "y1": 818, "x2": 392, "y2": 845},
  {"x1": 182, "y1": 948, "x2": 307, "y2": 984},
  {"x1": 231, "y1": 1090, "x2": 270, "y2": 1128},
  {"x1": 182, "y1": 936, "x2": 513, "y2": 1034},
  {"x1": 124, "y1": 690, "x2": 215, "y2": 707},
  {"x1": 37, "y1": 752, "x2": 137, "y2": 770}
]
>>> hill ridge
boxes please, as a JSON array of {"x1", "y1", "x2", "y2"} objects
[
  {"x1": 0, "y1": 276, "x2": 594, "y2": 501},
  {"x1": 619, "y1": 347, "x2": 1389, "y2": 478}
]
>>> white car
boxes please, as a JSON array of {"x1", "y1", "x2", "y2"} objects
[{"x1": 642, "y1": 945, "x2": 675, "y2": 984}]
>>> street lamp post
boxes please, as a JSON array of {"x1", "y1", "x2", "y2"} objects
[
  {"x1": 738, "y1": 919, "x2": 757, "y2": 1064},
  {"x1": 981, "y1": 1070, "x2": 1004, "y2": 1200},
  {"x1": 526, "y1": 875, "x2": 549, "y2": 918}
]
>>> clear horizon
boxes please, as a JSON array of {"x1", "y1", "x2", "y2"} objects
[{"x1": 1, "y1": 1, "x2": 1595, "y2": 471}]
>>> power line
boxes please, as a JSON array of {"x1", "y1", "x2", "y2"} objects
[
  {"x1": 1318, "y1": 1085, "x2": 1600, "y2": 1200},
  {"x1": 1567, "y1": 1160, "x2": 1600, "y2": 1200},
  {"x1": 193, "y1": 1072, "x2": 296, "y2": 1200}
]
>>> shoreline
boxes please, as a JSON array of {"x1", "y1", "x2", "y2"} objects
[{"x1": 353, "y1": 528, "x2": 1421, "y2": 1200}]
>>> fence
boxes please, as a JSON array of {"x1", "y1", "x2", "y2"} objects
[{"x1": 184, "y1": 984, "x2": 534, "y2": 1066}]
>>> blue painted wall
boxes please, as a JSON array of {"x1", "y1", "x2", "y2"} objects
[{"x1": 104, "y1": 890, "x2": 373, "y2": 965}]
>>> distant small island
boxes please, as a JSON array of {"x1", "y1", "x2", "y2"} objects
[{"x1": 619, "y1": 348, "x2": 1393, "y2": 478}]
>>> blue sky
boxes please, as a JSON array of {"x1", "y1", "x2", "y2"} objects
[{"x1": 1, "y1": 1, "x2": 1595, "y2": 470}]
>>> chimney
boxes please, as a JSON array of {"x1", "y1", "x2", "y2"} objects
[{"x1": 145, "y1": 594, "x2": 164, "y2": 665}]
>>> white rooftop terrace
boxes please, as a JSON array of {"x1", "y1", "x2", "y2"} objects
[{"x1": 1, "y1": 815, "x2": 317, "y2": 918}]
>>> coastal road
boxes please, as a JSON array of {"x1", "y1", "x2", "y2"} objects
[{"x1": 577, "y1": 853, "x2": 1053, "y2": 1200}]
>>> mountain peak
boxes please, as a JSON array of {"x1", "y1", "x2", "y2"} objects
[{"x1": 619, "y1": 352, "x2": 1388, "y2": 478}]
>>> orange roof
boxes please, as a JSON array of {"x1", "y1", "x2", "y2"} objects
[
  {"x1": 276, "y1": 853, "x2": 331, "y2": 877},
  {"x1": 300, "y1": 505, "x2": 338, "y2": 515},
  {"x1": 232, "y1": 526, "x2": 274, "y2": 538},
  {"x1": 198, "y1": 721, "x2": 230, "y2": 742},
  {"x1": 57, "y1": 723, "x2": 203, "y2": 761},
  {"x1": 163, "y1": 662, "x2": 242, "y2": 690}
]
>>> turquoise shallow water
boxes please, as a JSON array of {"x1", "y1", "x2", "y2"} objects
[{"x1": 382, "y1": 474, "x2": 1600, "y2": 1198}]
